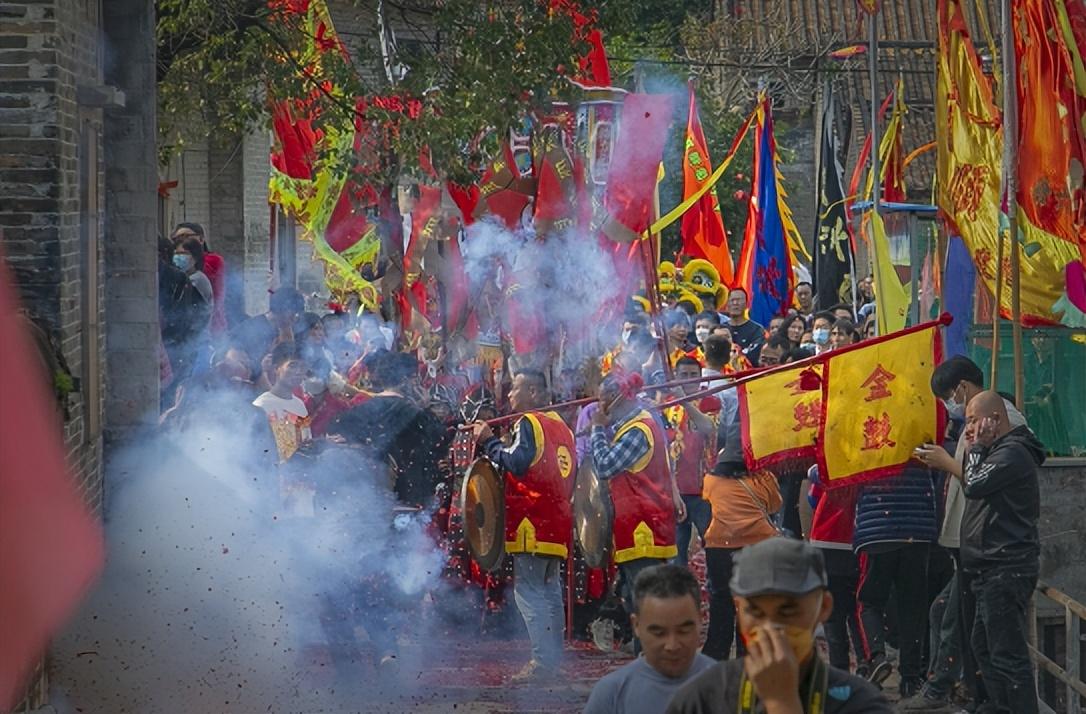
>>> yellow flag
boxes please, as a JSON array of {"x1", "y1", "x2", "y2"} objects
[
  {"x1": 818, "y1": 323, "x2": 943, "y2": 487},
  {"x1": 738, "y1": 363, "x2": 822, "y2": 469},
  {"x1": 870, "y1": 211, "x2": 910, "y2": 334},
  {"x1": 936, "y1": 0, "x2": 1078, "y2": 323}
]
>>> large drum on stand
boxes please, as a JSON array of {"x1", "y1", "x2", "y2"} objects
[
  {"x1": 574, "y1": 459, "x2": 613, "y2": 569},
  {"x1": 459, "y1": 457, "x2": 506, "y2": 572}
]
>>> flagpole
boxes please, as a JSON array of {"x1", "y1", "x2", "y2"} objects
[
  {"x1": 1001, "y1": 0, "x2": 1024, "y2": 409},
  {"x1": 868, "y1": 10, "x2": 880, "y2": 219}
]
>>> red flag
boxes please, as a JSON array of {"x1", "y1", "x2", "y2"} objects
[
  {"x1": 576, "y1": 29, "x2": 612, "y2": 88},
  {"x1": 447, "y1": 182, "x2": 480, "y2": 227},
  {"x1": 601, "y1": 93, "x2": 674, "y2": 242},
  {"x1": 533, "y1": 124, "x2": 578, "y2": 237},
  {"x1": 402, "y1": 184, "x2": 444, "y2": 327},
  {"x1": 1014, "y1": 0, "x2": 1086, "y2": 253},
  {"x1": 0, "y1": 256, "x2": 105, "y2": 708},
  {"x1": 270, "y1": 101, "x2": 318, "y2": 180},
  {"x1": 680, "y1": 83, "x2": 734, "y2": 284},
  {"x1": 325, "y1": 180, "x2": 376, "y2": 254},
  {"x1": 472, "y1": 143, "x2": 534, "y2": 229}
]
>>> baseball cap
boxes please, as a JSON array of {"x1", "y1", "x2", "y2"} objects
[{"x1": 729, "y1": 538, "x2": 828, "y2": 597}]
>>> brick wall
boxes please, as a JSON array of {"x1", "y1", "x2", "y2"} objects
[
  {"x1": 242, "y1": 128, "x2": 272, "y2": 314},
  {"x1": 0, "y1": 0, "x2": 112, "y2": 707},
  {"x1": 1, "y1": 0, "x2": 106, "y2": 512},
  {"x1": 103, "y1": 0, "x2": 159, "y2": 436},
  {"x1": 161, "y1": 139, "x2": 212, "y2": 234}
]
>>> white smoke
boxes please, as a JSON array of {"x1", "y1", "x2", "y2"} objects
[
  {"x1": 48, "y1": 387, "x2": 454, "y2": 712},
  {"x1": 461, "y1": 217, "x2": 630, "y2": 369}
]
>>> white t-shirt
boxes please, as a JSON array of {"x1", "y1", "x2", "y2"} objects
[{"x1": 252, "y1": 392, "x2": 308, "y2": 420}]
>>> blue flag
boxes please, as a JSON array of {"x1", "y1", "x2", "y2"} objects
[{"x1": 748, "y1": 105, "x2": 793, "y2": 326}]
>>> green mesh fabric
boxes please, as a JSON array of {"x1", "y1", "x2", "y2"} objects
[{"x1": 968, "y1": 326, "x2": 1086, "y2": 457}]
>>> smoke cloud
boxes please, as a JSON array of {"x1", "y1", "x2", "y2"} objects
[{"x1": 47, "y1": 388, "x2": 460, "y2": 712}]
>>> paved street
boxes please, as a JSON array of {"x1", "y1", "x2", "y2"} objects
[{"x1": 46, "y1": 443, "x2": 627, "y2": 713}]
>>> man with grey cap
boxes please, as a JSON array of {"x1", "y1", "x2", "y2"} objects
[{"x1": 667, "y1": 538, "x2": 890, "y2": 714}]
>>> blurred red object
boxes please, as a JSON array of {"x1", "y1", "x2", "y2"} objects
[{"x1": 0, "y1": 256, "x2": 105, "y2": 709}]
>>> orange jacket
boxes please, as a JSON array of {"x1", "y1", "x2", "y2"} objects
[{"x1": 702, "y1": 470, "x2": 782, "y2": 549}]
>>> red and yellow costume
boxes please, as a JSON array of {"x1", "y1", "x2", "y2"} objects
[
  {"x1": 504, "y1": 411, "x2": 577, "y2": 558},
  {"x1": 663, "y1": 404, "x2": 711, "y2": 497},
  {"x1": 608, "y1": 411, "x2": 678, "y2": 563}
]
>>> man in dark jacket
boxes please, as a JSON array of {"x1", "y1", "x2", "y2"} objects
[
  {"x1": 960, "y1": 391, "x2": 1044, "y2": 714},
  {"x1": 667, "y1": 538, "x2": 891, "y2": 714},
  {"x1": 328, "y1": 351, "x2": 444, "y2": 509}
]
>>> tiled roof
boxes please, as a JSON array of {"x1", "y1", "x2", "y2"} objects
[{"x1": 735, "y1": 0, "x2": 999, "y2": 198}]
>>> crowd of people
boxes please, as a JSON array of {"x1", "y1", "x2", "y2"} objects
[{"x1": 154, "y1": 221, "x2": 1044, "y2": 714}]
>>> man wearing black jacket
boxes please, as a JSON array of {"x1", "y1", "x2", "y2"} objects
[{"x1": 960, "y1": 391, "x2": 1044, "y2": 714}]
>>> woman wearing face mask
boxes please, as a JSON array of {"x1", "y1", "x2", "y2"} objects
[
  {"x1": 169, "y1": 236, "x2": 214, "y2": 378},
  {"x1": 685, "y1": 310, "x2": 721, "y2": 365}
]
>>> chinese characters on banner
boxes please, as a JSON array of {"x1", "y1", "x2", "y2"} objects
[
  {"x1": 738, "y1": 363, "x2": 823, "y2": 469},
  {"x1": 817, "y1": 323, "x2": 944, "y2": 487},
  {"x1": 935, "y1": 0, "x2": 1080, "y2": 324}
]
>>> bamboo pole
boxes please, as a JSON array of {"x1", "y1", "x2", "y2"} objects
[
  {"x1": 1002, "y1": 0, "x2": 1025, "y2": 408},
  {"x1": 869, "y1": 11, "x2": 881, "y2": 218}
]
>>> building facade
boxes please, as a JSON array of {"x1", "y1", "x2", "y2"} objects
[{"x1": 0, "y1": 0, "x2": 158, "y2": 704}]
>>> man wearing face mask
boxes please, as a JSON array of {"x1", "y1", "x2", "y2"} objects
[
  {"x1": 809, "y1": 313, "x2": 835, "y2": 355},
  {"x1": 667, "y1": 538, "x2": 891, "y2": 714},
  {"x1": 901, "y1": 356, "x2": 1028, "y2": 712}
]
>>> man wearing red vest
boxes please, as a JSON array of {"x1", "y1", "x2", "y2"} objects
[
  {"x1": 473, "y1": 370, "x2": 576, "y2": 682},
  {"x1": 590, "y1": 369, "x2": 682, "y2": 653},
  {"x1": 662, "y1": 357, "x2": 716, "y2": 566}
]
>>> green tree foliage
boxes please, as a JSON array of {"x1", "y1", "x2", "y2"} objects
[{"x1": 155, "y1": 0, "x2": 759, "y2": 227}]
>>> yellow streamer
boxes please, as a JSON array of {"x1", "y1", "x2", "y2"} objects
[{"x1": 643, "y1": 105, "x2": 759, "y2": 238}]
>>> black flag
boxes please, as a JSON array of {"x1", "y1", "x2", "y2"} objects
[{"x1": 812, "y1": 91, "x2": 856, "y2": 310}]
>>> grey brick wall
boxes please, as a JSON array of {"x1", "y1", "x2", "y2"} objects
[
  {"x1": 242, "y1": 128, "x2": 271, "y2": 314},
  {"x1": 162, "y1": 139, "x2": 212, "y2": 233},
  {"x1": 103, "y1": 0, "x2": 159, "y2": 436},
  {"x1": 1, "y1": 0, "x2": 106, "y2": 515}
]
